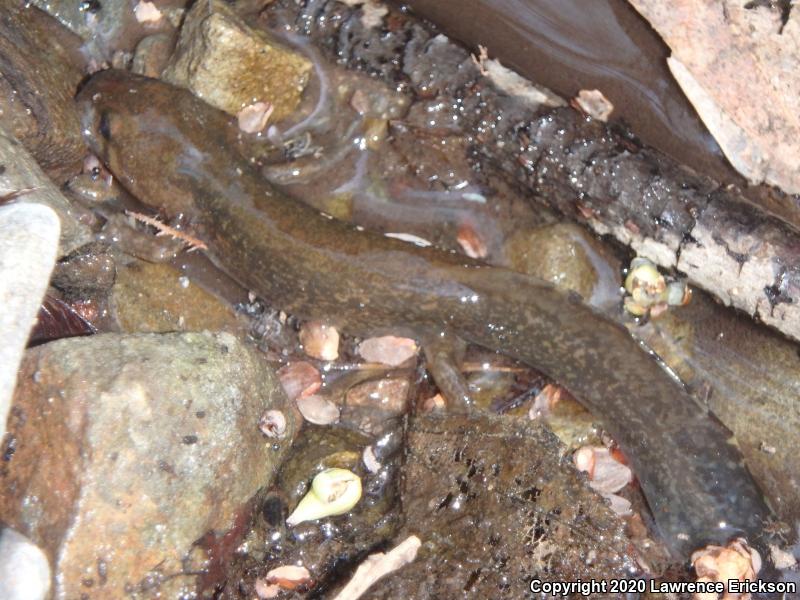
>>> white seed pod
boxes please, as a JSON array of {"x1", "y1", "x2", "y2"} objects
[{"x1": 286, "y1": 468, "x2": 362, "y2": 527}]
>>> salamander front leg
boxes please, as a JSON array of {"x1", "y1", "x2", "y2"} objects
[{"x1": 422, "y1": 330, "x2": 474, "y2": 413}]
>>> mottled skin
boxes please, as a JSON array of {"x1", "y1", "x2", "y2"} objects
[{"x1": 78, "y1": 71, "x2": 773, "y2": 563}]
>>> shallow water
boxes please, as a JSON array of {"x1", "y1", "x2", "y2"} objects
[{"x1": 398, "y1": 0, "x2": 740, "y2": 185}]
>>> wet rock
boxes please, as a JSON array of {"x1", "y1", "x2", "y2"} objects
[
  {"x1": 162, "y1": 0, "x2": 312, "y2": 121},
  {"x1": 30, "y1": 0, "x2": 119, "y2": 45},
  {"x1": 504, "y1": 223, "x2": 621, "y2": 308},
  {"x1": 51, "y1": 242, "x2": 116, "y2": 297},
  {"x1": 342, "y1": 376, "x2": 410, "y2": 434},
  {"x1": 0, "y1": 1, "x2": 86, "y2": 181},
  {"x1": 0, "y1": 331, "x2": 297, "y2": 598},
  {"x1": 110, "y1": 260, "x2": 242, "y2": 333},
  {"x1": 364, "y1": 414, "x2": 641, "y2": 598},
  {"x1": 132, "y1": 32, "x2": 176, "y2": 78},
  {"x1": 0, "y1": 203, "x2": 59, "y2": 441},
  {"x1": 0, "y1": 526, "x2": 51, "y2": 600},
  {"x1": 0, "y1": 131, "x2": 92, "y2": 256}
]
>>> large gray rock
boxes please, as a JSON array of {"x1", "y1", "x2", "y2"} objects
[
  {"x1": 0, "y1": 203, "x2": 60, "y2": 443},
  {"x1": 0, "y1": 331, "x2": 297, "y2": 599}
]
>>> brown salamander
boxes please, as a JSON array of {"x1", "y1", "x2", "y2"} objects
[{"x1": 77, "y1": 70, "x2": 775, "y2": 565}]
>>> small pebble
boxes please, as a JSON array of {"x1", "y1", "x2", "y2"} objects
[{"x1": 362, "y1": 445, "x2": 381, "y2": 473}]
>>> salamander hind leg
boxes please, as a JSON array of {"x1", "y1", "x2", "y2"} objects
[{"x1": 421, "y1": 330, "x2": 474, "y2": 414}]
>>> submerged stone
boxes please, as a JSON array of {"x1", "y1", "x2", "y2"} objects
[
  {"x1": 162, "y1": 0, "x2": 312, "y2": 121},
  {"x1": 0, "y1": 331, "x2": 296, "y2": 598},
  {"x1": 111, "y1": 260, "x2": 242, "y2": 334},
  {"x1": 504, "y1": 222, "x2": 620, "y2": 308}
]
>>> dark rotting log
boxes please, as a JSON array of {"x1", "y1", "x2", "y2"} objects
[{"x1": 261, "y1": 0, "x2": 800, "y2": 343}]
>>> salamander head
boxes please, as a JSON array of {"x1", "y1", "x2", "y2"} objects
[{"x1": 76, "y1": 69, "x2": 228, "y2": 216}]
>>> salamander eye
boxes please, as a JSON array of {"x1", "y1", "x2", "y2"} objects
[{"x1": 98, "y1": 111, "x2": 112, "y2": 141}]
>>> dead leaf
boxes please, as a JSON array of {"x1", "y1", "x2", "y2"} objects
[
  {"x1": 299, "y1": 321, "x2": 340, "y2": 361},
  {"x1": 265, "y1": 564, "x2": 312, "y2": 589},
  {"x1": 357, "y1": 336, "x2": 418, "y2": 367},
  {"x1": 278, "y1": 361, "x2": 321, "y2": 401},
  {"x1": 296, "y1": 394, "x2": 340, "y2": 425},
  {"x1": 238, "y1": 102, "x2": 274, "y2": 134},
  {"x1": 332, "y1": 536, "x2": 421, "y2": 600}
]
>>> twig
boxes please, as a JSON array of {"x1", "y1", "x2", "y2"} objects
[{"x1": 126, "y1": 210, "x2": 207, "y2": 252}]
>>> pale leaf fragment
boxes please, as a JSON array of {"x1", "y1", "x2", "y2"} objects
[
  {"x1": 296, "y1": 394, "x2": 340, "y2": 425},
  {"x1": 574, "y1": 89, "x2": 614, "y2": 122},
  {"x1": 134, "y1": 0, "x2": 163, "y2": 23},
  {"x1": 265, "y1": 564, "x2": 312, "y2": 589},
  {"x1": 357, "y1": 336, "x2": 418, "y2": 367},
  {"x1": 237, "y1": 101, "x2": 274, "y2": 134},
  {"x1": 573, "y1": 446, "x2": 632, "y2": 495},
  {"x1": 332, "y1": 535, "x2": 422, "y2": 600}
]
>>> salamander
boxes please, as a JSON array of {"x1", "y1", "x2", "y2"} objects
[{"x1": 76, "y1": 69, "x2": 775, "y2": 566}]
